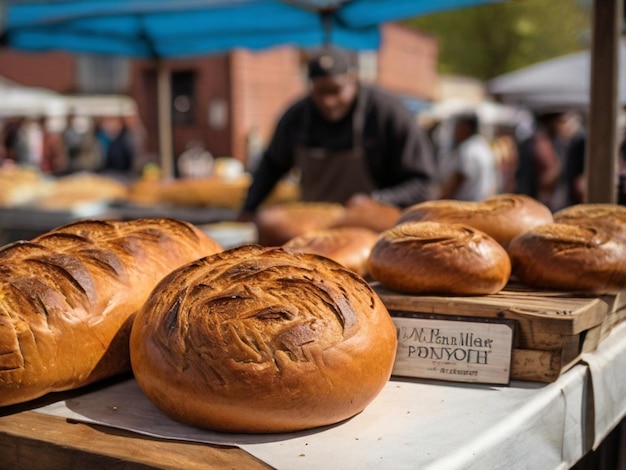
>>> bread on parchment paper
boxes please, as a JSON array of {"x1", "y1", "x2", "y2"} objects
[{"x1": 130, "y1": 245, "x2": 397, "y2": 433}]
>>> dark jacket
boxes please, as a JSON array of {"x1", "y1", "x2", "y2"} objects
[{"x1": 241, "y1": 84, "x2": 437, "y2": 212}]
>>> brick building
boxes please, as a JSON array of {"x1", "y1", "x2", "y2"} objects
[{"x1": 0, "y1": 23, "x2": 438, "y2": 171}]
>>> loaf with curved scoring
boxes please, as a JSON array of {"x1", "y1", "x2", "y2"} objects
[
  {"x1": 130, "y1": 245, "x2": 397, "y2": 433},
  {"x1": 368, "y1": 221, "x2": 511, "y2": 295},
  {"x1": 283, "y1": 227, "x2": 379, "y2": 277},
  {"x1": 554, "y1": 203, "x2": 626, "y2": 240},
  {"x1": 397, "y1": 194, "x2": 553, "y2": 246},
  {"x1": 507, "y1": 222, "x2": 626, "y2": 293},
  {"x1": 0, "y1": 218, "x2": 223, "y2": 407},
  {"x1": 255, "y1": 202, "x2": 346, "y2": 246}
]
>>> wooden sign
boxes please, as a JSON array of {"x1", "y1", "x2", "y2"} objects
[{"x1": 391, "y1": 312, "x2": 515, "y2": 385}]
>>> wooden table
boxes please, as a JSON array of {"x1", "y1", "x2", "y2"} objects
[{"x1": 0, "y1": 410, "x2": 270, "y2": 470}]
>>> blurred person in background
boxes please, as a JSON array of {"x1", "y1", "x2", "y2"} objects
[
  {"x1": 103, "y1": 115, "x2": 139, "y2": 176},
  {"x1": 238, "y1": 46, "x2": 437, "y2": 219},
  {"x1": 15, "y1": 116, "x2": 44, "y2": 169},
  {"x1": 563, "y1": 122, "x2": 586, "y2": 206},
  {"x1": 38, "y1": 116, "x2": 66, "y2": 174},
  {"x1": 439, "y1": 112, "x2": 498, "y2": 201},
  {"x1": 515, "y1": 111, "x2": 580, "y2": 211},
  {"x1": 62, "y1": 111, "x2": 86, "y2": 169},
  {"x1": 1, "y1": 117, "x2": 24, "y2": 164}
]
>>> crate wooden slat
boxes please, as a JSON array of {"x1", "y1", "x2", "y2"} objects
[{"x1": 372, "y1": 282, "x2": 625, "y2": 383}]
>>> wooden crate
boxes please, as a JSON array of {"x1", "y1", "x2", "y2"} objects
[{"x1": 372, "y1": 282, "x2": 626, "y2": 383}]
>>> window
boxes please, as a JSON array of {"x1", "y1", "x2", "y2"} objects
[
  {"x1": 76, "y1": 54, "x2": 130, "y2": 93},
  {"x1": 171, "y1": 71, "x2": 196, "y2": 125}
]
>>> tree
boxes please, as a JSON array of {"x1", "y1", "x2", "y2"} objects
[{"x1": 404, "y1": 0, "x2": 591, "y2": 80}]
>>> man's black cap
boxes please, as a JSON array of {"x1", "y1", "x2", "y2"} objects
[{"x1": 307, "y1": 46, "x2": 355, "y2": 79}]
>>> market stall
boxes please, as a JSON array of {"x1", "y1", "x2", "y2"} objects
[{"x1": 1, "y1": 319, "x2": 625, "y2": 469}]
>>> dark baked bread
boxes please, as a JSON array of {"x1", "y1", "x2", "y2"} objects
[
  {"x1": 368, "y1": 221, "x2": 511, "y2": 295},
  {"x1": 255, "y1": 202, "x2": 346, "y2": 246},
  {"x1": 398, "y1": 194, "x2": 553, "y2": 246},
  {"x1": 283, "y1": 227, "x2": 379, "y2": 277},
  {"x1": 130, "y1": 245, "x2": 397, "y2": 433},
  {"x1": 507, "y1": 222, "x2": 626, "y2": 293},
  {"x1": 0, "y1": 218, "x2": 223, "y2": 407}
]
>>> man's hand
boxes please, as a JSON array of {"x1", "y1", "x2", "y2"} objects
[
  {"x1": 346, "y1": 193, "x2": 375, "y2": 207},
  {"x1": 236, "y1": 211, "x2": 256, "y2": 223}
]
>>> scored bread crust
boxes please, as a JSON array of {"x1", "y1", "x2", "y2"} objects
[
  {"x1": 130, "y1": 245, "x2": 397, "y2": 433},
  {"x1": 0, "y1": 218, "x2": 222, "y2": 407},
  {"x1": 282, "y1": 226, "x2": 379, "y2": 276},
  {"x1": 397, "y1": 194, "x2": 553, "y2": 247},
  {"x1": 553, "y1": 203, "x2": 626, "y2": 241},
  {"x1": 368, "y1": 221, "x2": 511, "y2": 295},
  {"x1": 507, "y1": 222, "x2": 626, "y2": 293}
]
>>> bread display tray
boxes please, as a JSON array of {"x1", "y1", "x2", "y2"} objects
[{"x1": 372, "y1": 281, "x2": 626, "y2": 383}]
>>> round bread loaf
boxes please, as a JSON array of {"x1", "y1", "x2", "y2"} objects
[
  {"x1": 333, "y1": 198, "x2": 401, "y2": 232},
  {"x1": 130, "y1": 245, "x2": 397, "y2": 433},
  {"x1": 507, "y1": 223, "x2": 626, "y2": 293},
  {"x1": 554, "y1": 203, "x2": 626, "y2": 240},
  {"x1": 255, "y1": 202, "x2": 346, "y2": 246},
  {"x1": 396, "y1": 199, "x2": 475, "y2": 225},
  {"x1": 368, "y1": 221, "x2": 511, "y2": 295},
  {"x1": 283, "y1": 226, "x2": 379, "y2": 277},
  {"x1": 397, "y1": 194, "x2": 553, "y2": 246}
]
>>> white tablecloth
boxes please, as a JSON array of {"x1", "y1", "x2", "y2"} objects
[{"x1": 32, "y1": 322, "x2": 626, "y2": 470}]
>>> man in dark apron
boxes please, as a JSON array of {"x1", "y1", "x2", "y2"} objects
[{"x1": 238, "y1": 46, "x2": 438, "y2": 219}]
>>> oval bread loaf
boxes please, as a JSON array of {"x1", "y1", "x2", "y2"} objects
[
  {"x1": 282, "y1": 226, "x2": 379, "y2": 277},
  {"x1": 553, "y1": 203, "x2": 626, "y2": 241},
  {"x1": 334, "y1": 198, "x2": 401, "y2": 232},
  {"x1": 398, "y1": 194, "x2": 553, "y2": 246},
  {"x1": 255, "y1": 202, "x2": 346, "y2": 246},
  {"x1": 507, "y1": 222, "x2": 626, "y2": 293},
  {"x1": 368, "y1": 221, "x2": 511, "y2": 295},
  {"x1": 0, "y1": 218, "x2": 223, "y2": 407},
  {"x1": 130, "y1": 245, "x2": 397, "y2": 433}
]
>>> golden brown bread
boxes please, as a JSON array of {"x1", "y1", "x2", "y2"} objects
[
  {"x1": 283, "y1": 227, "x2": 379, "y2": 277},
  {"x1": 507, "y1": 222, "x2": 626, "y2": 293},
  {"x1": 553, "y1": 203, "x2": 626, "y2": 240},
  {"x1": 0, "y1": 218, "x2": 223, "y2": 407},
  {"x1": 333, "y1": 198, "x2": 401, "y2": 232},
  {"x1": 255, "y1": 202, "x2": 346, "y2": 246},
  {"x1": 130, "y1": 245, "x2": 397, "y2": 433},
  {"x1": 396, "y1": 199, "x2": 475, "y2": 224},
  {"x1": 397, "y1": 194, "x2": 553, "y2": 246},
  {"x1": 368, "y1": 221, "x2": 511, "y2": 295}
]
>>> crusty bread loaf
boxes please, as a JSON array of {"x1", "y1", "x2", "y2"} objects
[
  {"x1": 554, "y1": 203, "x2": 626, "y2": 240},
  {"x1": 130, "y1": 245, "x2": 397, "y2": 433},
  {"x1": 397, "y1": 194, "x2": 553, "y2": 247},
  {"x1": 283, "y1": 227, "x2": 379, "y2": 277},
  {"x1": 0, "y1": 218, "x2": 223, "y2": 407},
  {"x1": 396, "y1": 199, "x2": 475, "y2": 225},
  {"x1": 333, "y1": 198, "x2": 401, "y2": 233},
  {"x1": 255, "y1": 202, "x2": 346, "y2": 246},
  {"x1": 507, "y1": 222, "x2": 626, "y2": 293},
  {"x1": 158, "y1": 175, "x2": 252, "y2": 210},
  {"x1": 368, "y1": 221, "x2": 511, "y2": 295}
]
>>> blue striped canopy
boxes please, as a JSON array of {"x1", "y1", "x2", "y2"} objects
[{"x1": 1, "y1": 0, "x2": 507, "y2": 58}]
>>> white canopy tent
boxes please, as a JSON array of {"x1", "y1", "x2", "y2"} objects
[
  {"x1": 0, "y1": 75, "x2": 68, "y2": 118},
  {"x1": 487, "y1": 39, "x2": 626, "y2": 112}
]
